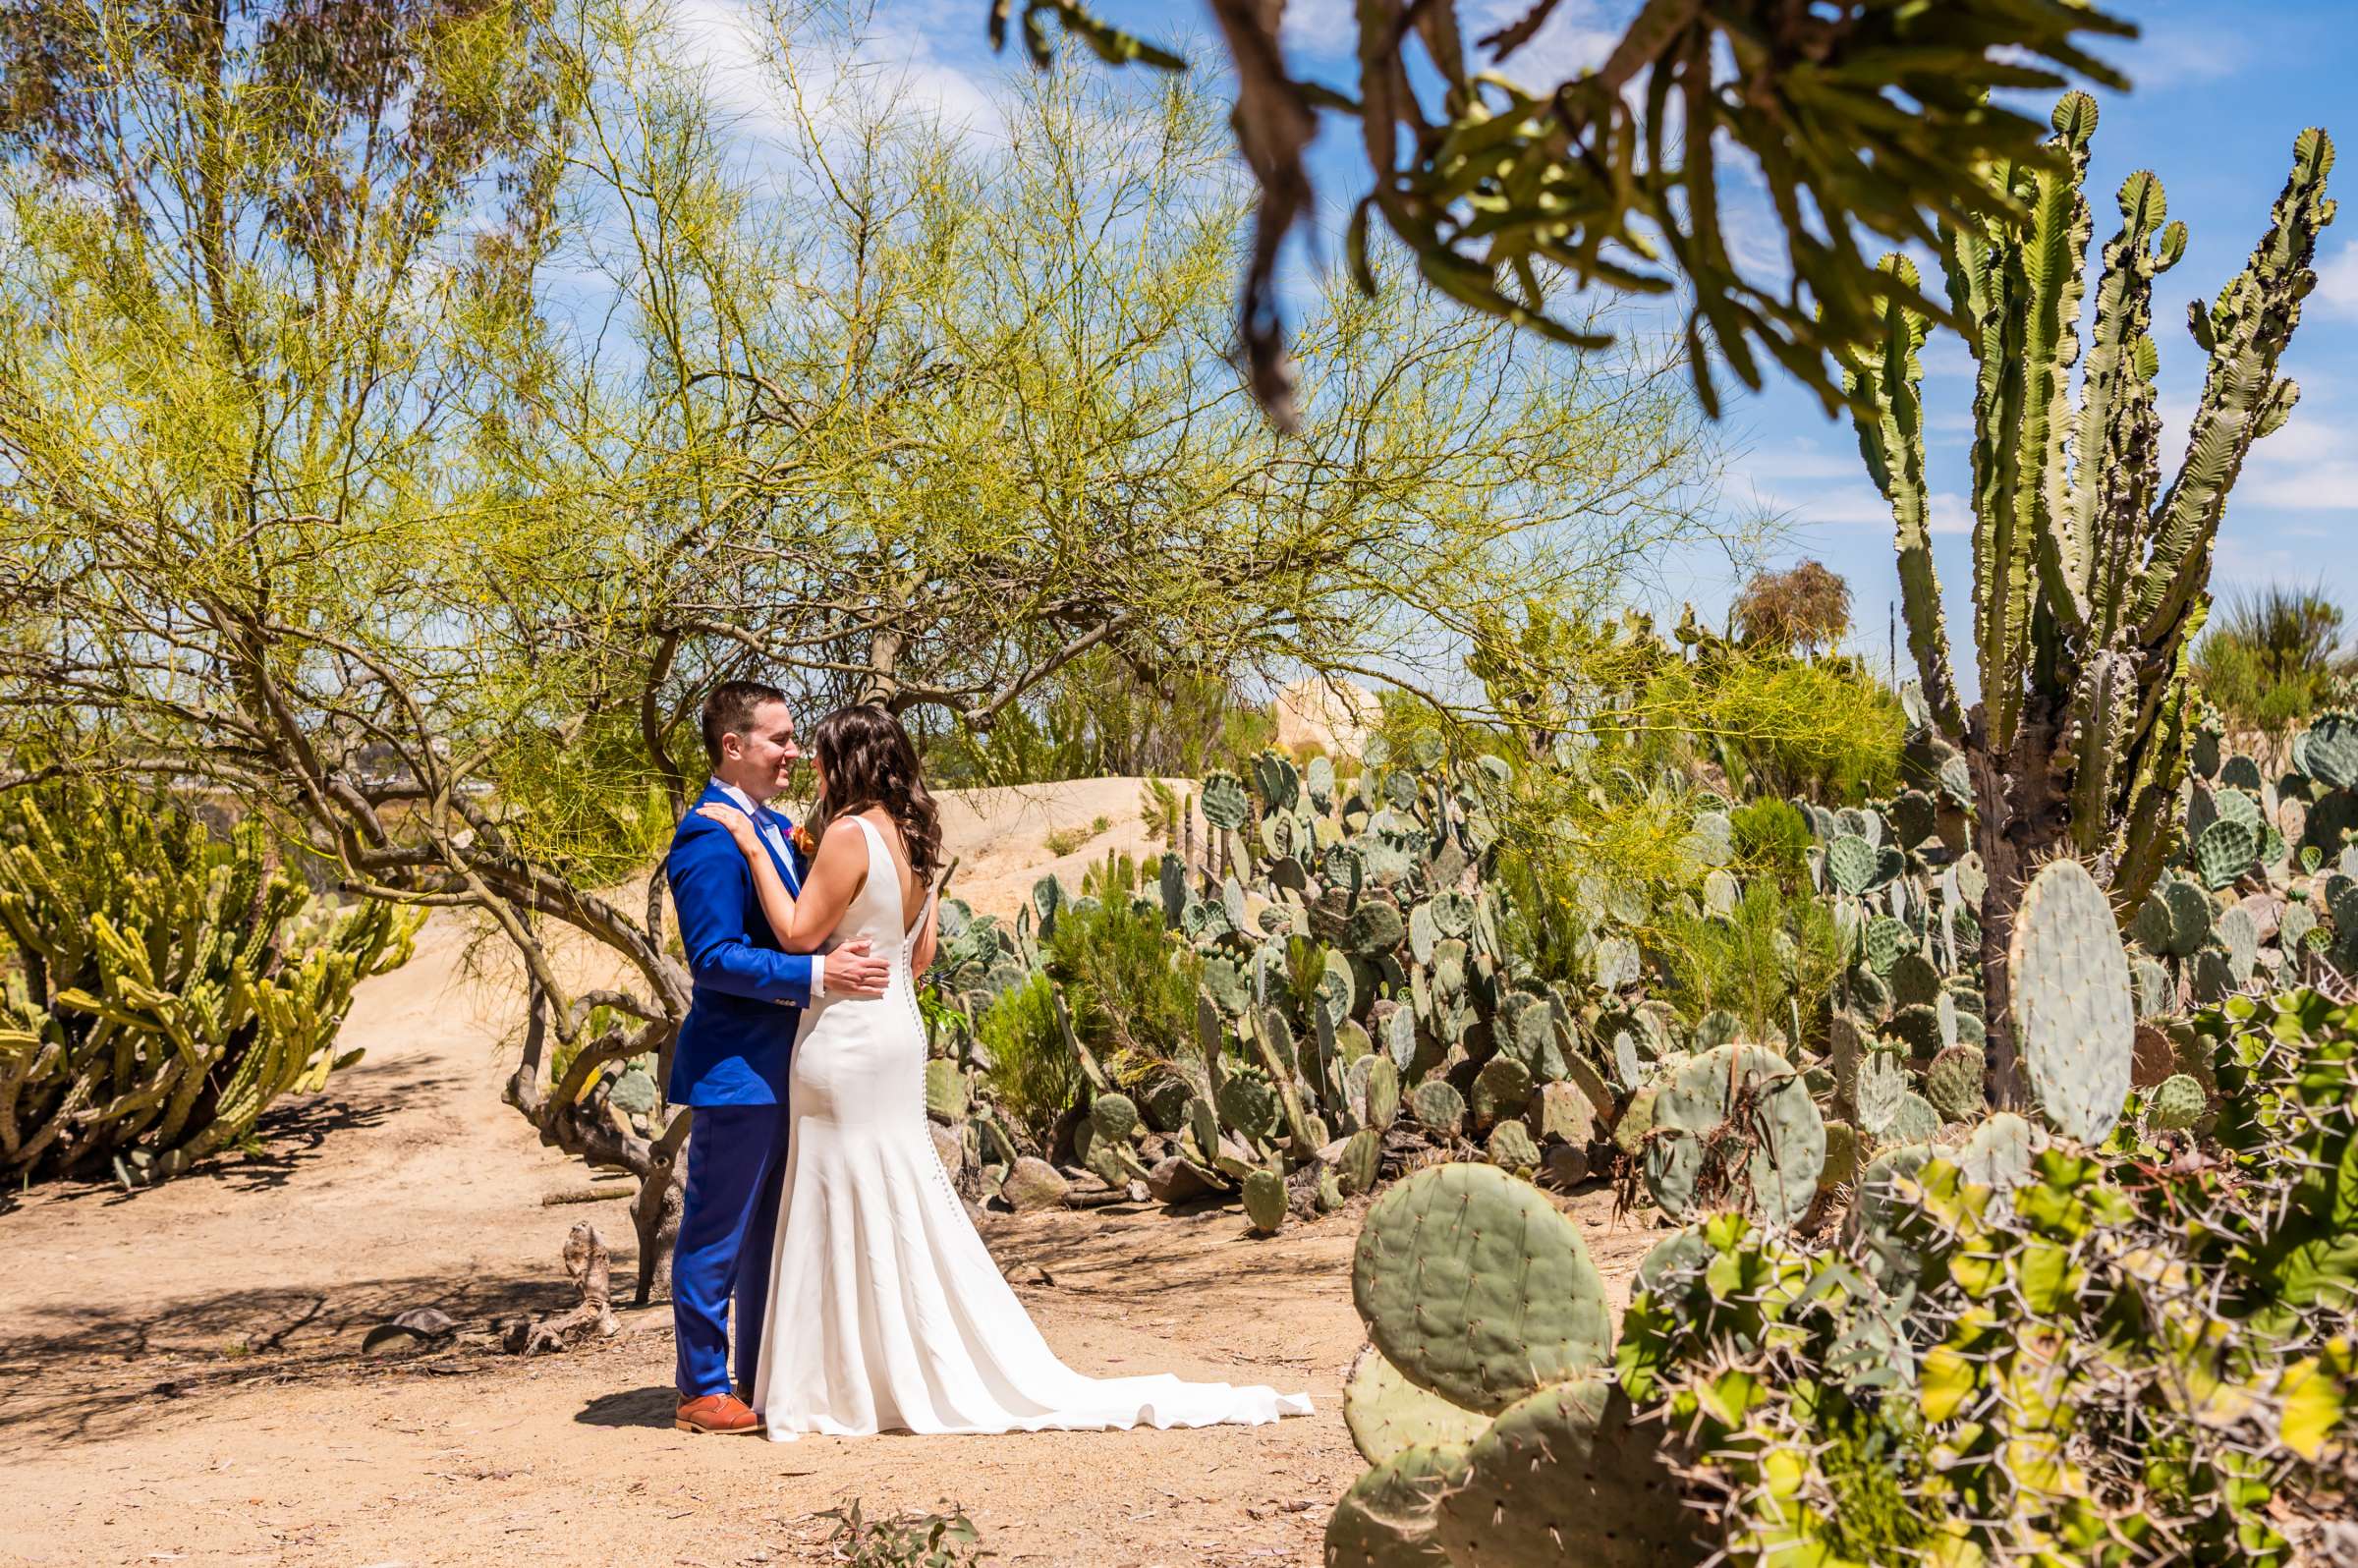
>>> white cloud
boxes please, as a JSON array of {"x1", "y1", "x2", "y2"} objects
[
  {"x1": 2122, "y1": 21, "x2": 2253, "y2": 89},
  {"x1": 1280, "y1": 0, "x2": 1356, "y2": 59},
  {"x1": 659, "y1": 0, "x2": 1006, "y2": 148},
  {"x1": 1732, "y1": 436, "x2": 1856, "y2": 484},
  {"x1": 1928, "y1": 491, "x2": 1973, "y2": 534},
  {"x1": 2238, "y1": 399, "x2": 2358, "y2": 510},
  {"x1": 2242, "y1": 458, "x2": 2358, "y2": 512},
  {"x1": 2316, "y1": 241, "x2": 2358, "y2": 317},
  {"x1": 1467, "y1": 0, "x2": 1619, "y2": 88}
]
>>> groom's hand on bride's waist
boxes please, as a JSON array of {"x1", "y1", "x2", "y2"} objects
[{"x1": 825, "y1": 940, "x2": 889, "y2": 998}]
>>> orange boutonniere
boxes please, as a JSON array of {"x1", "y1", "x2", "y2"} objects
[{"x1": 790, "y1": 823, "x2": 817, "y2": 858}]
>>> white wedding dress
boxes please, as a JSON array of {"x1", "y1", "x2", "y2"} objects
[{"x1": 752, "y1": 814, "x2": 1313, "y2": 1438}]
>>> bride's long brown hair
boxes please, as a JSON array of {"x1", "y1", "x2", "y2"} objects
[{"x1": 809, "y1": 703, "x2": 944, "y2": 883}]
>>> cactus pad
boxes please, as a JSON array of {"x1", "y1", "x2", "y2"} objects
[
  {"x1": 1923, "y1": 1045, "x2": 1986, "y2": 1122},
  {"x1": 2161, "y1": 876, "x2": 2215, "y2": 956},
  {"x1": 1323, "y1": 1440, "x2": 1462, "y2": 1568},
  {"x1": 2011, "y1": 858, "x2": 2136, "y2": 1146},
  {"x1": 1470, "y1": 1057, "x2": 1531, "y2": 1128},
  {"x1": 1431, "y1": 1378, "x2": 1698, "y2": 1568},
  {"x1": 1887, "y1": 1092, "x2": 1941, "y2": 1144},
  {"x1": 1363, "y1": 1053, "x2": 1402, "y2": 1129},
  {"x1": 2193, "y1": 817, "x2": 2259, "y2": 889},
  {"x1": 1338, "y1": 1128, "x2": 1382, "y2": 1197},
  {"x1": 1825, "y1": 833, "x2": 1877, "y2": 894},
  {"x1": 2217, "y1": 902, "x2": 2260, "y2": 983},
  {"x1": 1612, "y1": 1086, "x2": 1658, "y2": 1157},
  {"x1": 1956, "y1": 1111, "x2": 2037, "y2": 1196},
  {"x1": 1088, "y1": 1091, "x2": 1140, "y2": 1145},
  {"x1": 1200, "y1": 770, "x2": 1249, "y2": 829},
  {"x1": 1643, "y1": 1043, "x2": 1825, "y2": 1227},
  {"x1": 924, "y1": 1058, "x2": 968, "y2": 1124},
  {"x1": 1242, "y1": 1168, "x2": 1289, "y2": 1235},
  {"x1": 1890, "y1": 951, "x2": 1941, "y2": 1009},
  {"x1": 1350, "y1": 1162, "x2": 1611, "y2": 1414},
  {"x1": 2147, "y1": 1072, "x2": 2207, "y2": 1131},
  {"x1": 1865, "y1": 916, "x2": 1907, "y2": 975},
  {"x1": 1408, "y1": 1079, "x2": 1465, "y2": 1137},
  {"x1": 1886, "y1": 1002, "x2": 1944, "y2": 1061},
  {"x1": 1346, "y1": 900, "x2": 1407, "y2": 956},
  {"x1": 1341, "y1": 1345, "x2": 1491, "y2": 1467},
  {"x1": 1856, "y1": 1049, "x2": 1908, "y2": 1138},
  {"x1": 1485, "y1": 1119, "x2": 1540, "y2": 1174},
  {"x1": 1217, "y1": 1075, "x2": 1280, "y2": 1142},
  {"x1": 2302, "y1": 710, "x2": 2358, "y2": 789}
]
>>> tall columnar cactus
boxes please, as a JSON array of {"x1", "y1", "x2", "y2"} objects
[
  {"x1": 1840, "y1": 96, "x2": 2335, "y2": 1105},
  {"x1": 0, "y1": 785, "x2": 416, "y2": 1183}
]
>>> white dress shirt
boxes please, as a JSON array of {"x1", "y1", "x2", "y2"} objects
[{"x1": 716, "y1": 782, "x2": 821, "y2": 998}]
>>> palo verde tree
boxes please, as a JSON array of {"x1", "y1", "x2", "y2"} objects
[
  {"x1": 0, "y1": 0, "x2": 1735, "y2": 1289},
  {"x1": 1838, "y1": 95, "x2": 2336, "y2": 1103}
]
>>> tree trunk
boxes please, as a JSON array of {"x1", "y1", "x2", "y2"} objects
[
  {"x1": 631, "y1": 1122, "x2": 687, "y2": 1307},
  {"x1": 1967, "y1": 699, "x2": 2070, "y2": 1112}
]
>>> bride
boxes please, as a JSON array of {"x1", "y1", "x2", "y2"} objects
[{"x1": 696, "y1": 702, "x2": 1313, "y2": 1439}]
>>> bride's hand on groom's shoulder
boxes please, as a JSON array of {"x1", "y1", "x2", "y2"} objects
[{"x1": 695, "y1": 803, "x2": 758, "y2": 844}]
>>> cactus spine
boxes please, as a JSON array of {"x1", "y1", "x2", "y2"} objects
[{"x1": 1839, "y1": 97, "x2": 2335, "y2": 1106}]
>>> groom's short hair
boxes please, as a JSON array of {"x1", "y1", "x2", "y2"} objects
[{"x1": 702, "y1": 680, "x2": 789, "y2": 762}]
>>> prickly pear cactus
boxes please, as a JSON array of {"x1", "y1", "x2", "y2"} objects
[
  {"x1": 1323, "y1": 1440, "x2": 1462, "y2": 1568},
  {"x1": 2146, "y1": 1073, "x2": 2207, "y2": 1131},
  {"x1": 1242, "y1": 1167, "x2": 1289, "y2": 1235},
  {"x1": 1923, "y1": 1045, "x2": 1986, "y2": 1124},
  {"x1": 1351, "y1": 1163, "x2": 1610, "y2": 1414},
  {"x1": 1431, "y1": 1377, "x2": 1698, "y2": 1567},
  {"x1": 2010, "y1": 859, "x2": 2135, "y2": 1145},
  {"x1": 1644, "y1": 1044, "x2": 1825, "y2": 1227},
  {"x1": 1408, "y1": 1080, "x2": 1466, "y2": 1139},
  {"x1": 1341, "y1": 1344, "x2": 1490, "y2": 1466}
]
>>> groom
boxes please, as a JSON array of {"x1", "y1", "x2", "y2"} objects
[{"x1": 666, "y1": 680, "x2": 888, "y2": 1435}]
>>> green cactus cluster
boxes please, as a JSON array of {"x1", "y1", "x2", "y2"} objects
[
  {"x1": 0, "y1": 784, "x2": 417, "y2": 1184},
  {"x1": 1333, "y1": 979, "x2": 2358, "y2": 1566},
  {"x1": 1837, "y1": 94, "x2": 2335, "y2": 1106}
]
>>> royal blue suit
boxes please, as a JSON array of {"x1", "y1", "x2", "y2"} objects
[{"x1": 666, "y1": 781, "x2": 815, "y2": 1398}]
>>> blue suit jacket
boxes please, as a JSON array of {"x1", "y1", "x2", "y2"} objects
[{"x1": 666, "y1": 783, "x2": 816, "y2": 1107}]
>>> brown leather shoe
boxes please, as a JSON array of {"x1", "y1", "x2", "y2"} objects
[{"x1": 675, "y1": 1392, "x2": 761, "y2": 1434}]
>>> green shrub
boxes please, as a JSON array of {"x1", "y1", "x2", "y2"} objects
[
  {"x1": 1647, "y1": 878, "x2": 1846, "y2": 1048},
  {"x1": 976, "y1": 974, "x2": 1072, "y2": 1144},
  {"x1": 1704, "y1": 655, "x2": 1903, "y2": 804},
  {"x1": 1729, "y1": 798, "x2": 1812, "y2": 889},
  {"x1": 2192, "y1": 583, "x2": 2356, "y2": 740},
  {"x1": 1043, "y1": 868, "x2": 1199, "y2": 1087}
]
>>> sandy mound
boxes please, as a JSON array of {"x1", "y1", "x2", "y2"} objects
[{"x1": 933, "y1": 776, "x2": 1190, "y2": 919}]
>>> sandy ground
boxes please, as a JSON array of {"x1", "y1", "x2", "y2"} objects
[{"x1": 0, "y1": 780, "x2": 1658, "y2": 1568}]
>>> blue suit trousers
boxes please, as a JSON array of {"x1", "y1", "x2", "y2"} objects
[{"x1": 672, "y1": 1101, "x2": 792, "y2": 1398}]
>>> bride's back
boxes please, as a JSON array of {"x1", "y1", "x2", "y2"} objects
[{"x1": 821, "y1": 812, "x2": 920, "y2": 956}]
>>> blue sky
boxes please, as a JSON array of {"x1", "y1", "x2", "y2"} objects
[{"x1": 675, "y1": 0, "x2": 2358, "y2": 677}]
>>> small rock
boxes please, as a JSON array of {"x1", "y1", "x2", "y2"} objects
[
  {"x1": 362, "y1": 1308, "x2": 460, "y2": 1355},
  {"x1": 1145, "y1": 1155, "x2": 1216, "y2": 1205},
  {"x1": 1002, "y1": 1155, "x2": 1071, "y2": 1212}
]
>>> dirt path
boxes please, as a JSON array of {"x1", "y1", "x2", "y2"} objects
[{"x1": 0, "y1": 913, "x2": 1657, "y2": 1568}]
